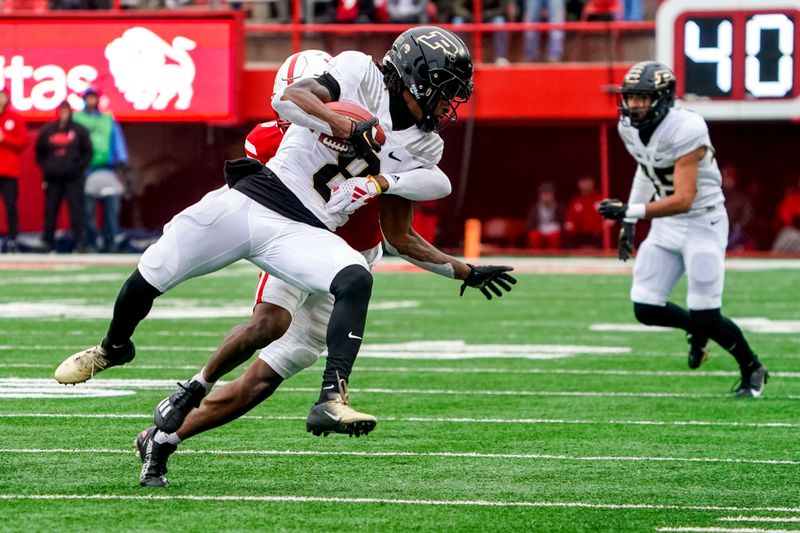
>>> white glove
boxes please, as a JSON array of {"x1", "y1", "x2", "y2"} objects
[{"x1": 325, "y1": 176, "x2": 382, "y2": 215}]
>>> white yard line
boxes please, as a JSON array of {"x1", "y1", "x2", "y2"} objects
[
  {"x1": 2, "y1": 448, "x2": 798, "y2": 466},
  {"x1": 1, "y1": 412, "x2": 796, "y2": 429},
  {"x1": 3, "y1": 255, "x2": 798, "y2": 271},
  {"x1": 720, "y1": 517, "x2": 800, "y2": 523},
  {"x1": 0, "y1": 379, "x2": 729, "y2": 398},
  {"x1": 0, "y1": 493, "x2": 797, "y2": 513},
  {"x1": 4, "y1": 363, "x2": 800, "y2": 380},
  {"x1": 656, "y1": 526, "x2": 798, "y2": 533}
]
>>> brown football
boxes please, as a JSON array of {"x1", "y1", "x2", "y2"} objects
[{"x1": 318, "y1": 101, "x2": 386, "y2": 154}]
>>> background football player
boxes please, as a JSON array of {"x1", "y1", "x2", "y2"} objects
[{"x1": 598, "y1": 61, "x2": 767, "y2": 397}]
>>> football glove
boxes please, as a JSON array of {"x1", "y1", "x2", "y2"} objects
[
  {"x1": 325, "y1": 175, "x2": 382, "y2": 215},
  {"x1": 459, "y1": 265, "x2": 517, "y2": 300},
  {"x1": 598, "y1": 199, "x2": 628, "y2": 221},
  {"x1": 344, "y1": 117, "x2": 381, "y2": 159},
  {"x1": 618, "y1": 222, "x2": 635, "y2": 262}
]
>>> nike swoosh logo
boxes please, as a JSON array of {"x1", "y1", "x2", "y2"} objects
[
  {"x1": 710, "y1": 220, "x2": 720, "y2": 225},
  {"x1": 323, "y1": 384, "x2": 335, "y2": 390},
  {"x1": 111, "y1": 344, "x2": 127, "y2": 349},
  {"x1": 348, "y1": 332, "x2": 363, "y2": 340},
  {"x1": 388, "y1": 151, "x2": 401, "y2": 162},
  {"x1": 323, "y1": 410, "x2": 341, "y2": 422}
]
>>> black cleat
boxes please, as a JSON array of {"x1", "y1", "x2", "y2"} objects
[
  {"x1": 306, "y1": 374, "x2": 376, "y2": 437},
  {"x1": 687, "y1": 332, "x2": 709, "y2": 369},
  {"x1": 154, "y1": 380, "x2": 207, "y2": 433},
  {"x1": 733, "y1": 364, "x2": 769, "y2": 398},
  {"x1": 135, "y1": 426, "x2": 177, "y2": 488}
]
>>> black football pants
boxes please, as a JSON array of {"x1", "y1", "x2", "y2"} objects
[
  {"x1": 0, "y1": 176, "x2": 18, "y2": 241},
  {"x1": 43, "y1": 175, "x2": 87, "y2": 249}
]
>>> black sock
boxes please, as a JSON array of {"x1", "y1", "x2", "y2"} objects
[
  {"x1": 690, "y1": 309, "x2": 759, "y2": 371},
  {"x1": 633, "y1": 302, "x2": 692, "y2": 331},
  {"x1": 319, "y1": 265, "x2": 372, "y2": 403},
  {"x1": 101, "y1": 269, "x2": 162, "y2": 359}
]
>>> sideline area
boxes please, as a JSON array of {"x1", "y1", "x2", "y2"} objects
[{"x1": 1, "y1": 254, "x2": 799, "y2": 274}]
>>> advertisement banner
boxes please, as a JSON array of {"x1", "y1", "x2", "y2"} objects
[{"x1": 0, "y1": 13, "x2": 242, "y2": 122}]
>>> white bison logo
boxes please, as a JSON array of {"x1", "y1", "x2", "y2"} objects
[{"x1": 105, "y1": 27, "x2": 197, "y2": 111}]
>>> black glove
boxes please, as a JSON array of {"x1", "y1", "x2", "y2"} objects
[
  {"x1": 598, "y1": 199, "x2": 628, "y2": 221},
  {"x1": 618, "y1": 222, "x2": 635, "y2": 262},
  {"x1": 344, "y1": 117, "x2": 381, "y2": 159},
  {"x1": 459, "y1": 264, "x2": 517, "y2": 300}
]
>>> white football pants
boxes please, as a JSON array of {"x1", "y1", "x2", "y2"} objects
[
  {"x1": 631, "y1": 204, "x2": 728, "y2": 310},
  {"x1": 138, "y1": 187, "x2": 367, "y2": 295},
  {"x1": 255, "y1": 244, "x2": 382, "y2": 379}
]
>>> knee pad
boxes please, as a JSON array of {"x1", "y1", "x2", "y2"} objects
[{"x1": 329, "y1": 264, "x2": 373, "y2": 300}]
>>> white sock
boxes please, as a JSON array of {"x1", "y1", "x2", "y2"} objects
[
  {"x1": 191, "y1": 367, "x2": 215, "y2": 394},
  {"x1": 153, "y1": 430, "x2": 181, "y2": 446}
]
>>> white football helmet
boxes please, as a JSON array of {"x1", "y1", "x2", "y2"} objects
[{"x1": 272, "y1": 49, "x2": 332, "y2": 127}]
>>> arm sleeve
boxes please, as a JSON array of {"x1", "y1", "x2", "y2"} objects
[
  {"x1": 271, "y1": 51, "x2": 367, "y2": 136},
  {"x1": 34, "y1": 128, "x2": 47, "y2": 165},
  {"x1": 624, "y1": 167, "x2": 656, "y2": 223},
  {"x1": 383, "y1": 166, "x2": 452, "y2": 201},
  {"x1": 383, "y1": 237, "x2": 456, "y2": 279},
  {"x1": 110, "y1": 120, "x2": 129, "y2": 165},
  {"x1": 2, "y1": 115, "x2": 28, "y2": 152},
  {"x1": 78, "y1": 127, "x2": 94, "y2": 170},
  {"x1": 271, "y1": 90, "x2": 335, "y2": 136}
]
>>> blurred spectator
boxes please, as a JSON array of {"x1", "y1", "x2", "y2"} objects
[
  {"x1": 580, "y1": 0, "x2": 622, "y2": 21},
  {"x1": 563, "y1": 175, "x2": 603, "y2": 248},
  {"x1": 73, "y1": 87, "x2": 130, "y2": 253},
  {"x1": 334, "y1": 0, "x2": 388, "y2": 23},
  {"x1": 35, "y1": 101, "x2": 93, "y2": 253},
  {"x1": 721, "y1": 165, "x2": 753, "y2": 250},
  {"x1": 388, "y1": 0, "x2": 429, "y2": 22},
  {"x1": 622, "y1": 0, "x2": 642, "y2": 20},
  {"x1": 441, "y1": 0, "x2": 515, "y2": 65},
  {"x1": 771, "y1": 215, "x2": 800, "y2": 254},
  {"x1": 778, "y1": 175, "x2": 800, "y2": 229},
  {"x1": 0, "y1": 89, "x2": 28, "y2": 253},
  {"x1": 522, "y1": 0, "x2": 565, "y2": 62},
  {"x1": 526, "y1": 181, "x2": 563, "y2": 249},
  {"x1": 565, "y1": 0, "x2": 583, "y2": 20}
]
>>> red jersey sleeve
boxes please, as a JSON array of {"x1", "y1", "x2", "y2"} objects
[{"x1": 244, "y1": 121, "x2": 284, "y2": 164}]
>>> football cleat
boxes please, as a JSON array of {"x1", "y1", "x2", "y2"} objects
[
  {"x1": 687, "y1": 332, "x2": 710, "y2": 369},
  {"x1": 135, "y1": 426, "x2": 177, "y2": 488},
  {"x1": 54, "y1": 342, "x2": 135, "y2": 384},
  {"x1": 154, "y1": 380, "x2": 207, "y2": 433},
  {"x1": 306, "y1": 374, "x2": 376, "y2": 437},
  {"x1": 733, "y1": 364, "x2": 769, "y2": 398}
]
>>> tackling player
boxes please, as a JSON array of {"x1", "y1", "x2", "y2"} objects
[{"x1": 598, "y1": 61, "x2": 767, "y2": 397}]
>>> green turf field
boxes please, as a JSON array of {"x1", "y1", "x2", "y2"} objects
[{"x1": 0, "y1": 258, "x2": 798, "y2": 532}]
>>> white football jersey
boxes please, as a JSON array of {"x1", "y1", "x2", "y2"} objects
[
  {"x1": 267, "y1": 51, "x2": 444, "y2": 230},
  {"x1": 618, "y1": 106, "x2": 724, "y2": 212}
]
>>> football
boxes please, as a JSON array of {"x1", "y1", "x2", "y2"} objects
[{"x1": 318, "y1": 101, "x2": 386, "y2": 154}]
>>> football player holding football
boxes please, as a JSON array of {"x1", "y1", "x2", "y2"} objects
[
  {"x1": 53, "y1": 27, "x2": 515, "y2": 482},
  {"x1": 598, "y1": 61, "x2": 767, "y2": 397},
  {"x1": 134, "y1": 46, "x2": 516, "y2": 487}
]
